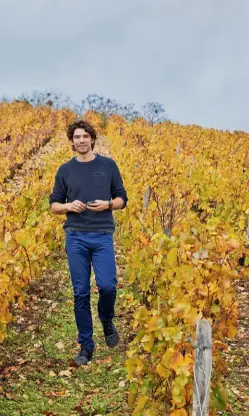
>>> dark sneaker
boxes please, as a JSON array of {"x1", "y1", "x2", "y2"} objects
[
  {"x1": 74, "y1": 346, "x2": 93, "y2": 366},
  {"x1": 103, "y1": 321, "x2": 119, "y2": 348}
]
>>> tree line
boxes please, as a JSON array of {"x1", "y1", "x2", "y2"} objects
[{"x1": 1, "y1": 91, "x2": 169, "y2": 126}]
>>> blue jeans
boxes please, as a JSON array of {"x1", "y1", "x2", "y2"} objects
[{"x1": 65, "y1": 231, "x2": 117, "y2": 352}]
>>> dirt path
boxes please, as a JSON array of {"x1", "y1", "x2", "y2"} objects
[{"x1": 0, "y1": 246, "x2": 131, "y2": 416}]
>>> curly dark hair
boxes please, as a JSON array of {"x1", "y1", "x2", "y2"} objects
[{"x1": 67, "y1": 119, "x2": 97, "y2": 150}]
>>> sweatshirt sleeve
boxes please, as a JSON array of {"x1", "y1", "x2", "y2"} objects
[
  {"x1": 49, "y1": 167, "x2": 68, "y2": 206},
  {"x1": 111, "y1": 160, "x2": 128, "y2": 208}
]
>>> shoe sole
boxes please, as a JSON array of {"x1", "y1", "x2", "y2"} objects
[
  {"x1": 74, "y1": 359, "x2": 91, "y2": 366},
  {"x1": 74, "y1": 355, "x2": 92, "y2": 366}
]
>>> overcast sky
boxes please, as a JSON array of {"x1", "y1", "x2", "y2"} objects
[{"x1": 0, "y1": 0, "x2": 248, "y2": 132}]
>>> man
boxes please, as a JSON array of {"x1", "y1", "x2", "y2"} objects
[{"x1": 49, "y1": 119, "x2": 128, "y2": 365}]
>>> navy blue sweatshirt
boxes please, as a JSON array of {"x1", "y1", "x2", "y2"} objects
[{"x1": 49, "y1": 154, "x2": 128, "y2": 233}]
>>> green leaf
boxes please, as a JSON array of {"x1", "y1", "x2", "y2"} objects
[
  {"x1": 40, "y1": 197, "x2": 50, "y2": 212},
  {"x1": 211, "y1": 385, "x2": 227, "y2": 411},
  {"x1": 130, "y1": 381, "x2": 138, "y2": 394}
]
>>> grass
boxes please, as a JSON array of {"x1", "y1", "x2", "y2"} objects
[{"x1": 0, "y1": 249, "x2": 132, "y2": 416}]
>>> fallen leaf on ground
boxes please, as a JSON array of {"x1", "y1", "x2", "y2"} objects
[
  {"x1": 113, "y1": 368, "x2": 121, "y2": 374},
  {"x1": 45, "y1": 389, "x2": 69, "y2": 398},
  {"x1": 96, "y1": 356, "x2": 112, "y2": 365},
  {"x1": 55, "y1": 341, "x2": 65, "y2": 350},
  {"x1": 59, "y1": 369, "x2": 71, "y2": 377}
]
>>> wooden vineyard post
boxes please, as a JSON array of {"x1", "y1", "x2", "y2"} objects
[
  {"x1": 142, "y1": 186, "x2": 151, "y2": 219},
  {"x1": 192, "y1": 320, "x2": 212, "y2": 416}
]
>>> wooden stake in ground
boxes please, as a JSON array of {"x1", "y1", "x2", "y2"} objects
[{"x1": 192, "y1": 320, "x2": 212, "y2": 416}]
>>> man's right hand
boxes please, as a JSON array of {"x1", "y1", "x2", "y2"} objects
[{"x1": 66, "y1": 200, "x2": 87, "y2": 213}]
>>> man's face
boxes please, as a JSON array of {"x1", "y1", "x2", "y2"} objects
[{"x1": 72, "y1": 128, "x2": 93, "y2": 154}]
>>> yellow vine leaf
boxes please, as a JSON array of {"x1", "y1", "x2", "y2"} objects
[
  {"x1": 170, "y1": 409, "x2": 188, "y2": 416},
  {"x1": 133, "y1": 395, "x2": 150, "y2": 415},
  {"x1": 167, "y1": 248, "x2": 178, "y2": 267},
  {"x1": 156, "y1": 363, "x2": 170, "y2": 378}
]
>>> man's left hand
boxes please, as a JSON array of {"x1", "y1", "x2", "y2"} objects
[{"x1": 86, "y1": 200, "x2": 109, "y2": 212}]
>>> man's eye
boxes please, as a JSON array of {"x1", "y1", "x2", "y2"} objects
[{"x1": 73, "y1": 135, "x2": 90, "y2": 139}]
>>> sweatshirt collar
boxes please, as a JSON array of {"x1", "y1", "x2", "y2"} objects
[{"x1": 73, "y1": 153, "x2": 98, "y2": 164}]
